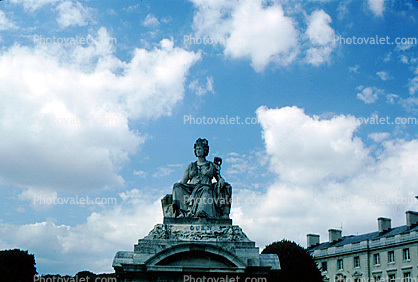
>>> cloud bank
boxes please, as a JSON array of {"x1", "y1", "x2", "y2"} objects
[
  {"x1": 0, "y1": 28, "x2": 200, "y2": 193},
  {"x1": 231, "y1": 106, "x2": 418, "y2": 248}
]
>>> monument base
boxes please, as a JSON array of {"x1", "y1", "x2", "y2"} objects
[{"x1": 113, "y1": 218, "x2": 279, "y2": 282}]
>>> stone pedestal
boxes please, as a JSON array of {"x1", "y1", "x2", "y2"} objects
[{"x1": 113, "y1": 218, "x2": 280, "y2": 281}]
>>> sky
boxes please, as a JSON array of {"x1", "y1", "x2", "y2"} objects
[{"x1": 0, "y1": 0, "x2": 417, "y2": 276}]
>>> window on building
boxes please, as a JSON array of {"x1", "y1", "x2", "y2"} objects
[
  {"x1": 388, "y1": 251, "x2": 395, "y2": 263},
  {"x1": 337, "y1": 259, "x2": 343, "y2": 270},
  {"x1": 373, "y1": 275, "x2": 381, "y2": 282},
  {"x1": 354, "y1": 256, "x2": 360, "y2": 268},
  {"x1": 403, "y1": 248, "x2": 410, "y2": 261},
  {"x1": 374, "y1": 253, "x2": 380, "y2": 265},
  {"x1": 321, "y1": 261, "x2": 327, "y2": 272},
  {"x1": 403, "y1": 272, "x2": 411, "y2": 282},
  {"x1": 388, "y1": 274, "x2": 396, "y2": 282}
]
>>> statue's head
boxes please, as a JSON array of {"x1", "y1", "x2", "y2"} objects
[{"x1": 194, "y1": 138, "x2": 209, "y2": 157}]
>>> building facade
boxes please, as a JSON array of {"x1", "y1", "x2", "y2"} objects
[{"x1": 307, "y1": 211, "x2": 418, "y2": 282}]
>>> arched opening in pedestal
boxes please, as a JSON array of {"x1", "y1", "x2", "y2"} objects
[{"x1": 145, "y1": 243, "x2": 247, "y2": 270}]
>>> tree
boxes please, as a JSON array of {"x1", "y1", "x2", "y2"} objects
[
  {"x1": 262, "y1": 239, "x2": 323, "y2": 282},
  {"x1": 75, "y1": 271, "x2": 97, "y2": 280},
  {"x1": 0, "y1": 249, "x2": 37, "y2": 282}
]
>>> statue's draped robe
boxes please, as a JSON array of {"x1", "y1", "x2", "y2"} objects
[{"x1": 173, "y1": 161, "x2": 217, "y2": 217}]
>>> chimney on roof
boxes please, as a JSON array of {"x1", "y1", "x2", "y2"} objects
[
  {"x1": 328, "y1": 229, "x2": 342, "y2": 243},
  {"x1": 378, "y1": 217, "x2": 391, "y2": 233},
  {"x1": 406, "y1": 211, "x2": 418, "y2": 227},
  {"x1": 307, "y1": 234, "x2": 320, "y2": 248}
]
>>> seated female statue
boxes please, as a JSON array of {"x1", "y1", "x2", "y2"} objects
[{"x1": 172, "y1": 138, "x2": 231, "y2": 218}]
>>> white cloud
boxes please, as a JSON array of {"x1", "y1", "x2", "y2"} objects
[
  {"x1": 368, "y1": 132, "x2": 390, "y2": 142},
  {"x1": 410, "y1": 77, "x2": 418, "y2": 95},
  {"x1": 133, "y1": 170, "x2": 147, "y2": 178},
  {"x1": 18, "y1": 188, "x2": 58, "y2": 209},
  {"x1": 255, "y1": 106, "x2": 369, "y2": 185},
  {"x1": 368, "y1": 0, "x2": 386, "y2": 17},
  {"x1": 0, "y1": 28, "x2": 200, "y2": 193},
  {"x1": 56, "y1": 1, "x2": 91, "y2": 28},
  {"x1": 191, "y1": 1, "x2": 341, "y2": 70},
  {"x1": 305, "y1": 10, "x2": 336, "y2": 66},
  {"x1": 124, "y1": 4, "x2": 140, "y2": 13},
  {"x1": 224, "y1": 151, "x2": 265, "y2": 178},
  {"x1": 0, "y1": 10, "x2": 16, "y2": 30},
  {"x1": 152, "y1": 166, "x2": 175, "y2": 178},
  {"x1": 143, "y1": 14, "x2": 160, "y2": 27},
  {"x1": 377, "y1": 71, "x2": 391, "y2": 81},
  {"x1": 349, "y1": 65, "x2": 360, "y2": 73},
  {"x1": 383, "y1": 52, "x2": 392, "y2": 62},
  {"x1": 356, "y1": 85, "x2": 383, "y2": 104},
  {"x1": 220, "y1": 150, "x2": 271, "y2": 191},
  {"x1": 409, "y1": 68, "x2": 418, "y2": 95},
  {"x1": 206, "y1": 76, "x2": 214, "y2": 93},
  {"x1": 400, "y1": 97, "x2": 418, "y2": 113},
  {"x1": 9, "y1": 0, "x2": 59, "y2": 11},
  {"x1": 231, "y1": 106, "x2": 418, "y2": 248},
  {"x1": 395, "y1": 43, "x2": 415, "y2": 52},
  {"x1": 400, "y1": 55, "x2": 409, "y2": 64},
  {"x1": 386, "y1": 93, "x2": 399, "y2": 104},
  {"x1": 306, "y1": 10, "x2": 334, "y2": 46},
  {"x1": 337, "y1": 0, "x2": 352, "y2": 20},
  {"x1": 191, "y1": 0, "x2": 299, "y2": 72},
  {"x1": 1, "y1": 189, "x2": 163, "y2": 274},
  {"x1": 188, "y1": 76, "x2": 214, "y2": 96}
]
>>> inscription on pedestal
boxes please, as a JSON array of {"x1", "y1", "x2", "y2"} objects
[
  {"x1": 190, "y1": 225, "x2": 211, "y2": 231},
  {"x1": 141, "y1": 223, "x2": 251, "y2": 242}
]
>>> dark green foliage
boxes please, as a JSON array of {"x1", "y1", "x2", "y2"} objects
[
  {"x1": 75, "y1": 271, "x2": 97, "y2": 279},
  {"x1": 262, "y1": 239, "x2": 323, "y2": 282},
  {"x1": 0, "y1": 249, "x2": 37, "y2": 282},
  {"x1": 75, "y1": 271, "x2": 116, "y2": 280},
  {"x1": 0, "y1": 249, "x2": 117, "y2": 281}
]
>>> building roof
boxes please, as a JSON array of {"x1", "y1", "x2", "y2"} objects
[{"x1": 308, "y1": 224, "x2": 418, "y2": 252}]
